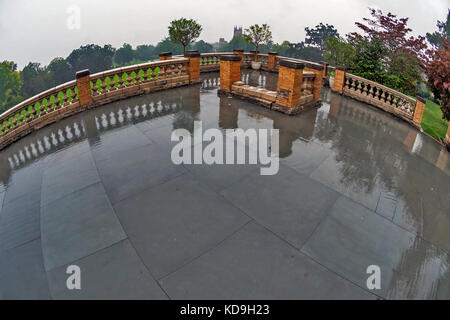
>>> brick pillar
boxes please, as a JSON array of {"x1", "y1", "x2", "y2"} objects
[
  {"x1": 275, "y1": 60, "x2": 304, "y2": 110},
  {"x1": 333, "y1": 67, "x2": 346, "y2": 94},
  {"x1": 159, "y1": 52, "x2": 172, "y2": 60},
  {"x1": 268, "y1": 52, "x2": 278, "y2": 70},
  {"x1": 321, "y1": 61, "x2": 329, "y2": 79},
  {"x1": 250, "y1": 50, "x2": 259, "y2": 61},
  {"x1": 413, "y1": 96, "x2": 426, "y2": 126},
  {"x1": 446, "y1": 122, "x2": 450, "y2": 146},
  {"x1": 219, "y1": 54, "x2": 242, "y2": 93},
  {"x1": 184, "y1": 50, "x2": 200, "y2": 84},
  {"x1": 233, "y1": 49, "x2": 244, "y2": 67},
  {"x1": 75, "y1": 69, "x2": 92, "y2": 107},
  {"x1": 305, "y1": 65, "x2": 324, "y2": 101}
]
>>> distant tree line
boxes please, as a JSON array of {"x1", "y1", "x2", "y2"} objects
[{"x1": 0, "y1": 38, "x2": 215, "y2": 113}]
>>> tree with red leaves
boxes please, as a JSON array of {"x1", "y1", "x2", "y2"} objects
[
  {"x1": 348, "y1": 8, "x2": 428, "y2": 95},
  {"x1": 425, "y1": 39, "x2": 450, "y2": 120}
]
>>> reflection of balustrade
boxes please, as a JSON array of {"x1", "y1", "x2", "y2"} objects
[{"x1": 4, "y1": 94, "x2": 184, "y2": 172}]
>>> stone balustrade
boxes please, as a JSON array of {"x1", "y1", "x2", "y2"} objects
[
  {"x1": 339, "y1": 72, "x2": 423, "y2": 125},
  {"x1": 1, "y1": 50, "x2": 446, "y2": 150},
  {"x1": 0, "y1": 58, "x2": 191, "y2": 150}
]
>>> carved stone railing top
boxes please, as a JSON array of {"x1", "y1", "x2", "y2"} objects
[
  {"x1": 0, "y1": 80, "x2": 79, "y2": 137},
  {"x1": 0, "y1": 58, "x2": 190, "y2": 144},
  {"x1": 89, "y1": 58, "x2": 189, "y2": 94},
  {"x1": 343, "y1": 73, "x2": 417, "y2": 118}
]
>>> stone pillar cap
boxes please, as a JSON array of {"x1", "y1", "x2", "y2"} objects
[
  {"x1": 159, "y1": 52, "x2": 172, "y2": 57},
  {"x1": 268, "y1": 52, "x2": 278, "y2": 55},
  {"x1": 233, "y1": 49, "x2": 244, "y2": 52},
  {"x1": 416, "y1": 96, "x2": 426, "y2": 103},
  {"x1": 250, "y1": 50, "x2": 259, "y2": 53},
  {"x1": 336, "y1": 66, "x2": 347, "y2": 71},
  {"x1": 75, "y1": 69, "x2": 90, "y2": 78},
  {"x1": 220, "y1": 54, "x2": 242, "y2": 61},
  {"x1": 184, "y1": 50, "x2": 200, "y2": 57},
  {"x1": 279, "y1": 60, "x2": 304, "y2": 69}
]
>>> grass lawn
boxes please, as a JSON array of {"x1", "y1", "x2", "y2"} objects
[{"x1": 421, "y1": 99, "x2": 448, "y2": 140}]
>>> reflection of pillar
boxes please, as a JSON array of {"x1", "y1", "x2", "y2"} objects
[
  {"x1": 0, "y1": 155, "x2": 12, "y2": 187},
  {"x1": 435, "y1": 147, "x2": 449, "y2": 171},
  {"x1": 332, "y1": 67, "x2": 346, "y2": 94},
  {"x1": 184, "y1": 50, "x2": 200, "y2": 84},
  {"x1": 219, "y1": 55, "x2": 242, "y2": 93},
  {"x1": 233, "y1": 49, "x2": 244, "y2": 67},
  {"x1": 272, "y1": 108, "x2": 318, "y2": 157},
  {"x1": 403, "y1": 130, "x2": 417, "y2": 153},
  {"x1": 329, "y1": 93, "x2": 342, "y2": 118},
  {"x1": 159, "y1": 52, "x2": 172, "y2": 60},
  {"x1": 186, "y1": 84, "x2": 201, "y2": 115},
  {"x1": 218, "y1": 97, "x2": 238, "y2": 129},
  {"x1": 413, "y1": 96, "x2": 426, "y2": 126},
  {"x1": 84, "y1": 113, "x2": 101, "y2": 145}
]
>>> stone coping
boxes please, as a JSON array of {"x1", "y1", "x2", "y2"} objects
[
  {"x1": 279, "y1": 60, "x2": 305, "y2": 69},
  {"x1": 220, "y1": 55, "x2": 242, "y2": 62}
]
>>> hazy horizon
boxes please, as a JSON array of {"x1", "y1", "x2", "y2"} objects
[{"x1": 0, "y1": 0, "x2": 447, "y2": 69}]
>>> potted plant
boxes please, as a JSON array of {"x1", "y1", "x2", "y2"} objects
[
  {"x1": 244, "y1": 24, "x2": 272, "y2": 70},
  {"x1": 329, "y1": 71, "x2": 335, "y2": 88}
]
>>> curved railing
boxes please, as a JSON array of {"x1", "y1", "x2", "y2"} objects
[
  {"x1": 0, "y1": 58, "x2": 190, "y2": 150},
  {"x1": 0, "y1": 51, "x2": 430, "y2": 150},
  {"x1": 343, "y1": 73, "x2": 417, "y2": 121}
]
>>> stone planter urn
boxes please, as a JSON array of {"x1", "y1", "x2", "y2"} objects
[
  {"x1": 329, "y1": 76, "x2": 335, "y2": 88},
  {"x1": 251, "y1": 61, "x2": 262, "y2": 70}
]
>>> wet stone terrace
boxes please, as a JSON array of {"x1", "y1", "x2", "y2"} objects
[{"x1": 0, "y1": 70, "x2": 449, "y2": 299}]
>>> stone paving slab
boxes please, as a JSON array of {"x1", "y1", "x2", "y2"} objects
[
  {"x1": 309, "y1": 151, "x2": 382, "y2": 212},
  {"x1": 41, "y1": 182, "x2": 126, "y2": 271},
  {"x1": 47, "y1": 240, "x2": 168, "y2": 300},
  {"x1": 113, "y1": 172, "x2": 250, "y2": 279},
  {"x1": 41, "y1": 151, "x2": 100, "y2": 206},
  {"x1": 220, "y1": 165, "x2": 340, "y2": 249},
  {"x1": 0, "y1": 239, "x2": 51, "y2": 299},
  {"x1": 0, "y1": 190, "x2": 41, "y2": 252},
  {"x1": 96, "y1": 143, "x2": 187, "y2": 204},
  {"x1": 281, "y1": 139, "x2": 332, "y2": 175},
  {"x1": 160, "y1": 221, "x2": 376, "y2": 299},
  {"x1": 301, "y1": 196, "x2": 450, "y2": 299}
]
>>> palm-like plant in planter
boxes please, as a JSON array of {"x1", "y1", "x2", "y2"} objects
[{"x1": 244, "y1": 24, "x2": 272, "y2": 70}]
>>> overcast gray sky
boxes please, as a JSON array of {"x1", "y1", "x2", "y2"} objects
[{"x1": 0, "y1": 0, "x2": 448, "y2": 69}]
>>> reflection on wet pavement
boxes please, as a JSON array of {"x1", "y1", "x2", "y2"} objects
[{"x1": 0, "y1": 70, "x2": 449, "y2": 299}]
